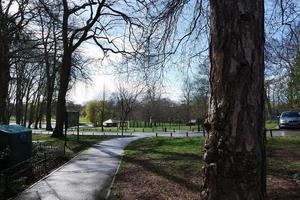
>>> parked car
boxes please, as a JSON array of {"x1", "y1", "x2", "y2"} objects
[{"x1": 279, "y1": 111, "x2": 300, "y2": 129}]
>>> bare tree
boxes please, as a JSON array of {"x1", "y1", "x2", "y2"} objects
[
  {"x1": 116, "y1": 82, "x2": 144, "y2": 122},
  {"x1": 0, "y1": 0, "x2": 33, "y2": 124},
  {"x1": 182, "y1": 75, "x2": 193, "y2": 122},
  {"x1": 37, "y1": 0, "x2": 62, "y2": 130},
  {"x1": 51, "y1": 0, "x2": 146, "y2": 137}
]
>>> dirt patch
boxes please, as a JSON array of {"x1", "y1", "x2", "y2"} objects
[
  {"x1": 111, "y1": 158, "x2": 201, "y2": 200},
  {"x1": 111, "y1": 162, "x2": 300, "y2": 200},
  {"x1": 267, "y1": 175, "x2": 300, "y2": 200}
]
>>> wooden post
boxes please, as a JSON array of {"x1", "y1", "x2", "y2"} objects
[
  {"x1": 77, "y1": 124, "x2": 79, "y2": 142},
  {"x1": 44, "y1": 153, "x2": 47, "y2": 172}
]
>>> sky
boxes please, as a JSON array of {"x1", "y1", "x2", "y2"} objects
[
  {"x1": 67, "y1": 0, "x2": 206, "y2": 105},
  {"x1": 68, "y1": 43, "x2": 187, "y2": 105},
  {"x1": 69, "y1": 70, "x2": 184, "y2": 105}
]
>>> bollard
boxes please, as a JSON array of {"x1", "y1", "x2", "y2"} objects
[
  {"x1": 170, "y1": 132, "x2": 173, "y2": 137},
  {"x1": 186, "y1": 132, "x2": 189, "y2": 137},
  {"x1": 156, "y1": 132, "x2": 158, "y2": 137}
]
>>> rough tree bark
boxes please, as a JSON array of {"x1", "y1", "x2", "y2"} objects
[
  {"x1": 52, "y1": 52, "x2": 71, "y2": 137},
  {"x1": 52, "y1": 0, "x2": 73, "y2": 137},
  {"x1": 45, "y1": 54, "x2": 55, "y2": 131},
  {"x1": 202, "y1": 1, "x2": 266, "y2": 200},
  {"x1": 0, "y1": 19, "x2": 10, "y2": 124},
  {"x1": 0, "y1": 50, "x2": 10, "y2": 124}
]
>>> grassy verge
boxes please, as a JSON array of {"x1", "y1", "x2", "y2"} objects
[
  {"x1": 267, "y1": 137, "x2": 300, "y2": 176},
  {"x1": 110, "y1": 136, "x2": 300, "y2": 200},
  {"x1": 266, "y1": 120, "x2": 278, "y2": 129},
  {"x1": 32, "y1": 134, "x2": 124, "y2": 155}
]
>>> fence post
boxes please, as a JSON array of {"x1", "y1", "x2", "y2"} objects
[
  {"x1": 44, "y1": 153, "x2": 47, "y2": 172},
  {"x1": 270, "y1": 129, "x2": 273, "y2": 138}
]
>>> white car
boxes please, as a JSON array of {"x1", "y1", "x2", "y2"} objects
[{"x1": 279, "y1": 111, "x2": 300, "y2": 129}]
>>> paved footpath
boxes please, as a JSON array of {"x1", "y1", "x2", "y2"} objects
[{"x1": 15, "y1": 136, "x2": 144, "y2": 200}]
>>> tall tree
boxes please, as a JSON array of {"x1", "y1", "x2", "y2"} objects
[
  {"x1": 52, "y1": 0, "x2": 145, "y2": 137},
  {"x1": 37, "y1": 0, "x2": 61, "y2": 130},
  {"x1": 202, "y1": 1, "x2": 266, "y2": 200},
  {"x1": 182, "y1": 75, "x2": 193, "y2": 122},
  {"x1": 287, "y1": 51, "x2": 300, "y2": 109},
  {"x1": 52, "y1": 0, "x2": 105, "y2": 137},
  {"x1": 0, "y1": 0, "x2": 31, "y2": 124}
]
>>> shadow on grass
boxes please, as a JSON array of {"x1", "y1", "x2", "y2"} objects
[
  {"x1": 125, "y1": 157, "x2": 201, "y2": 192},
  {"x1": 124, "y1": 139, "x2": 202, "y2": 192}
]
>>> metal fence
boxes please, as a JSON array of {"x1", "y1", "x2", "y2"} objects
[{"x1": 0, "y1": 142, "x2": 64, "y2": 199}]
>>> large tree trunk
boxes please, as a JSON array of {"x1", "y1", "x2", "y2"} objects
[
  {"x1": 0, "y1": 61, "x2": 10, "y2": 124},
  {"x1": 45, "y1": 55, "x2": 55, "y2": 131},
  {"x1": 202, "y1": 1, "x2": 266, "y2": 200},
  {"x1": 52, "y1": 2, "x2": 71, "y2": 138},
  {"x1": 15, "y1": 74, "x2": 23, "y2": 125},
  {"x1": 0, "y1": 30, "x2": 10, "y2": 124},
  {"x1": 52, "y1": 53, "x2": 71, "y2": 137}
]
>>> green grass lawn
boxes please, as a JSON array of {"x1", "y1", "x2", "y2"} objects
[
  {"x1": 267, "y1": 136, "x2": 300, "y2": 176},
  {"x1": 266, "y1": 120, "x2": 278, "y2": 129},
  {"x1": 79, "y1": 116, "x2": 89, "y2": 123},
  {"x1": 110, "y1": 136, "x2": 300, "y2": 200},
  {"x1": 32, "y1": 134, "x2": 123, "y2": 155},
  {"x1": 125, "y1": 137, "x2": 204, "y2": 172}
]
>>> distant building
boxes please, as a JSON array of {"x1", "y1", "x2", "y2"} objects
[
  {"x1": 186, "y1": 119, "x2": 197, "y2": 126},
  {"x1": 103, "y1": 119, "x2": 119, "y2": 127}
]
